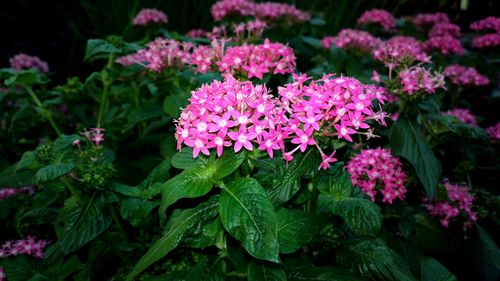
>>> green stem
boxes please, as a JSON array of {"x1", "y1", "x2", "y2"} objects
[
  {"x1": 96, "y1": 53, "x2": 115, "y2": 128},
  {"x1": 110, "y1": 205, "x2": 128, "y2": 239},
  {"x1": 62, "y1": 177, "x2": 81, "y2": 202},
  {"x1": 25, "y1": 86, "x2": 61, "y2": 136}
]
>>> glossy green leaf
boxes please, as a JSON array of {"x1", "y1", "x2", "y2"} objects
[
  {"x1": 247, "y1": 260, "x2": 286, "y2": 281},
  {"x1": 159, "y1": 164, "x2": 215, "y2": 221},
  {"x1": 287, "y1": 266, "x2": 361, "y2": 281},
  {"x1": 120, "y1": 198, "x2": 158, "y2": 227},
  {"x1": 420, "y1": 257, "x2": 456, "y2": 281},
  {"x1": 84, "y1": 39, "x2": 121, "y2": 62},
  {"x1": 220, "y1": 178, "x2": 279, "y2": 262},
  {"x1": 171, "y1": 148, "x2": 204, "y2": 169},
  {"x1": 36, "y1": 163, "x2": 76, "y2": 183},
  {"x1": 126, "y1": 197, "x2": 219, "y2": 281},
  {"x1": 389, "y1": 117, "x2": 440, "y2": 198},
  {"x1": 277, "y1": 208, "x2": 326, "y2": 254},
  {"x1": 330, "y1": 198, "x2": 382, "y2": 237},
  {"x1": 213, "y1": 151, "x2": 246, "y2": 180}
]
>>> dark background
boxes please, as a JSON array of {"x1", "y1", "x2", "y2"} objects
[{"x1": 1, "y1": 0, "x2": 499, "y2": 83}]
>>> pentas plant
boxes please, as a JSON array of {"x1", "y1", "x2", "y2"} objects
[
  {"x1": 470, "y1": 16, "x2": 500, "y2": 33},
  {"x1": 443, "y1": 64, "x2": 489, "y2": 87},
  {"x1": 9, "y1": 53, "x2": 49, "y2": 73},
  {"x1": 356, "y1": 9, "x2": 396, "y2": 32},
  {"x1": 321, "y1": 29, "x2": 382, "y2": 54},
  {"x1": 346, "y1": 148, "x2": 407, "y2": 203},
  {"x1": 486, "y1": 122, "x2": 500, "y2": 141},
  {"x1": 79, "y1": 127, "x2": 106, "y2": 146},
  {"x1": 399, "y1": 66, "x2": 446, "y2": 95},
  {"x1": 132, "y1": 8, "x2": 168, "y2": 26},
  {"x1": 0, "y1": 186, "x2": 35, "y2": 201},
  {"x1": 175, "y1": 74, "x2": 388, "y2": 170},
  {"x1": 210, "y1": 0, "x2": 309, "y2": 23},
  {"x1": 472, "y1": 33, "x2": 500, "y2": 49},
  {"x1": 0, "y1": 236, "x2": 49, "y2": 259},
  {"x1": 424, "y1": 182, "x2": 478, "y2": 230},
  {"x1": 412, "y1": 12, "x2": 450, "y2": 28},
  {"x1": 189, "y1": 19, "x2": 267, "y2": 42},
  {"x1": 373, "y1": 36, "x2": 430, "y2": 70},
  {"x1": 423, "y1": 35, "x2": 464, "y2": 56},
  {"x1": 443, "y1": 108, "x2": 477, "y2": 126},
  {"x1": 428, "y1": 22, "x2": 461, "y2": 38},
  {"x1": 116, "y1": 38, "x2": 193, "y2": 72},
  {"x1": 191, "y1": 38, "x2": 296, "y2": 79}
]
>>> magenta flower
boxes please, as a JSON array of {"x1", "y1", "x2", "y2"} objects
[
  {"x1": 0, "y1": 186, "x2": 36, "y2": 201},
  {"x1": 9, "y1": 53, "x2": 49, "y2": 73},
  {"x1": 133, "y1": 8, "x2": 167, "y2": 26},
  {"x1": 291, "y1": 128, "x2": 316, "y2": 152},
  {"x1": 357, "y1": 9, "x2": 396, "y2": 32},
  {"x1": 321, "y1": 29, "x2": 382, "y2": 54},
  {"x1": 429, "y1": 22, "x2": 461, "y2": 38},
  {"x1": 319, "y1": 151, "x2": 337, "y2": 170},
  {"x1": 423, "y1": 35, "x2": 464, "y2": 56},
  {"x1": 228, "y1": 125, "x2": 257, "y2": 152},
  {"x1": 399, "y1": 66, "x2": 445, "y2": 95},
  {"x1": 470, "y1": 16, "x2": 500, "y2": 33},
  {"x1": 424, "y1": 182, "x2": 478, "y2": 230},
  {"x1": 443, "y1": 108, "x2": 477, "y2": 126},
  {"x1": 486, "y1": 122, "x2": 500, "y2": 141},
  {"x1": 413, "y1": 12, "x2": 449, "y2": 27},
  {"x1": 346, "y1": 148, "x2": 407, "y2": 203},
  {"x1": 472, "y1": 33, "x2": 500, "y2": 48},
  {"x1": 444, "y1": 64, "x2": 489, "y2": 86},
  {"x1": 373, "y1": 36, "x2": 430, "y2": 67},
  {"x1": 0, "y1": 236, "x2": 50, "y2": 260}
]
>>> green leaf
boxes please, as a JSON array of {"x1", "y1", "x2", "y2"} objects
[
  {"x1": 84, "y1": 39, "x2": 121, "y2": 62},
  {"x1": 420, "y1": 257, "x2": 456, "y2": 281},
  {"x1": 287, "y1": 266, "x2": 361, "y2": 281},
  {"x1": 4, "y1": 69, "x2": 47, "y2": 87},
  {"x1": 330, "y1": 198, "x2": 382, "y2": 237},
  {"x1": 163, "y1": 93, "x2": 188, "y2": 117},
  {"x1": 52, "y1": 134, "x2": 79, "y2": 151},
  {"x1": 2, "y1": 255, "x2": 38, "y2": 281},
  {"x1": 123, "y1": 104, "x2": 165, "y2": 132},
  {"x1": 120, "y1": 198, "x2": 158, "y2": 227},
  {"x1": 137, "y1": 160, "x2": 171, "y2": 191},
  {"x1": 15, "y1": 151, "x2": 37, "y2": 171},
  {"x1": 220, "y1": 178, "x2": 279, "y2": 262},
  {"x1": 159, "y1": 164, "x2": 215, "y2": 221},
  {"x1": 316, "y1": 163, "x2": 352, "y2": 200},
  {"x1": 269, "y1": 149, "x2": 320, "y2": 204},
  {"x1": 171, "y1": 148, "x2": 204, "y2": 169},
  {"x1": 276, "y1": 208, "x2": 326, "y2": 254},
  {"x1": 213, "y1": 151, "x2": 246, "y2": 180},
  {"x1": 185, "y1": 256, "x2": 226, "y2": 281},
  {"x1": 183, "y1": 217, "x2": 223, "y2": 248},
  {"x1": 337, "y1": 239, "x2": 418, "y2": 281},
  {"x1": 389, "y1": 117, "x2": 440, "y2": 198},
  {"x1": 302, "y1": 36, "x2": 323, "y2": 49},
  {"x1": 469, "y1": 226, "x2": 500, "y2": 281},
  {"x1": 46, "y1": 194, "x2": 112, "y2": 259},
  {"x1": 247, "y1": 260, "x2": 286, "y2": 281},
  {"x1": 36, "y1": 163, "x2": 76, "y2": 183},
  {"x1": 126, "y1": 197, "x2": 219, "y2": 281}
]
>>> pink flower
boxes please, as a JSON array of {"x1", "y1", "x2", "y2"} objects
[
  {"x1": 486, "y1": 122, "x2": 500, "y2": 141},
  {"x1": 424, "y1": 182, "x2": 478, "y2": 230},
  {"x1": 429, "y1": 22, "x2": 461, "y2": 37},
  {"x1": 423, "y1": 35, "x2": 464, "y2": 56},
  {"x1": 133, "y1": 8, "x2": 167, "y2": 26},
  {"x1": 444, "y1": 64, "x2": 489, "y2": 86},
  {"x1": 291, "y1": 128, "x2": 316, "y2": 152},
  {"x1": 210, "y1": 0, "x2": 309, "y2": 23},
  {"x1": 9, "y1": 53, "x2": 49, "y2": 73},
  {"x1": 0, "y1": 236, "x2": 49, "y2": 259},
  {"x1": 472, "y1": 33, "x2": 500, "y2": 48},
  {"x1": 373, "y1": 36, "x2": 430, "y2": 67},
  {"x1": 413, "y1": 13, "x2": 449, "y2": 27},
  {"x1": 399, "y1": 66, "x2": 445, "y2": 95},
  {"x1": 228, "y1": 125, "x2": 257, "y2": 152},
  {"x1": 470, "y1": 16, "x2": 500, "y2": 33},
  {"x1": 443, "y1": 108, "x2": 477, "y2": 126},
  {"x1": 321, "y1": 29, "x2": 382, "y2": 53},
  {"x1": 346, "y1": 148, "x2": 407, "y2": 203},
  {"x1": 357, "y1": 9, "x2": 396, "y2": 32},
  {"x1": 0, "y1": 186, "x2": 36, "y2": 201},
  {"x1": 319, "y1": 151, "x2": 337, "y2": 170}
]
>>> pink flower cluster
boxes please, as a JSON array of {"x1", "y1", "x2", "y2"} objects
[
  {"x1": 443, "y1": 108, "x2": 477, "y2": 126},
  {"x1": 186, "y1": 29, "x2": 210, "y2": 38},
  {"x1": 423, "y1": 35, "x2": 464, "y2": 56},
  {"x1": 0, "y1": 236, "x2": 49, "y2": 259},
  {"x1": 373, "y1": 36, "x2": 430, "y2": 68},
  {"x1": 9, "y1": 53, "x2": 49, "y2": 73},
  {"x1": 472, "y1": 33, "x2": 500, "y2": 48},
  {"x1": 470, "y1": 16, "x2": 500, "y2": 33},
  {"x1": 429, "y1": 22, "x2": 461, "y2": 38},
  {"x1": 399, "y1": 66, "x2": 445, "y2": 95},
  {"x1": 79, "y1": 128, "x2": 106, "y2": 146},
  {"x1": 211, "y1": 0, "x2": 309, "y2": 23},
  {"x1": 413, "y1": 12, "x2": 449, "y2": 27},
  {"x1": 191, "y1": 38, "x2": 296, "y2": 79},
  {"x1": 443, "y1": 64, "x2": 489, "y2": 86},
  {"x1": 175, "y1": 74, "x2": 388, "y2": 170},
  {"x1": 424, "y1": 182, "x2": 478, "y2": 230},
  {"x1": 132, "y1": 8, "x2": 168, "y2": 26},
  {"x1": 357, "y1": 9, "x2": 396, "y2": 32},
  {"x1": 346, "y1": 148, "x2": 407, "y2": 203},
  {"x1": 232, "y1": 19, "x2": 267, "y2": 41},
  {"x1": 321, "y1": 29, "x2": 382, "y2": 53},
  {"x1": 0, "y1": 186, "x2": 35, "y2": 201},
  {"x1": 116, "y1": 38, "x2": 193, "y2": 72},
  {"x1": 486, "y1": 122, "x2": 500, "y2": 141}
]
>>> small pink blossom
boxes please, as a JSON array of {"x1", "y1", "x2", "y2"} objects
[
  {"x1": 470, "y1": 16, "x2": 500, "y2": 33},
  {"x1": 413, "y1": 13, "x2": 449, "y2": 27},
  {"x1": 423, "y1": 35, "x2": 464, "y2": 56},
  {"x1": 133, "y1": 8, "x2": 168, "y2": 26},
  {"x1": 444, "y1": 64, "x2": 489, "y2": 86},
  {"x1": 373, "y1": 36, "x2": 430, "y2": 67},
  {"x1": 429, "y1": 22, "x2": 461, "y2": 38},
  {"x1": 472, "y1": 33, "x2": 500, "y2": 48},
  {"x1": 424, "y1": 182, "x2": 478, "y2": 230},
  {"x1": 0, "y1": 186, "x2": 36, "y2": 201},
  {"x1": 321, "y1": 29, "x2": 382, "y2": 53},
  {"x1": 443, "y1": 108, "x2": 477, "y2": 126},
  {"x1": 318, "y1": 151, "x2": 337, "y2": 170},
  {"x1": 0, "y1": 236, "x2": 50, "y2": 259},
  {"x1": 346, "y1": 148, "x2": 407, "y2": 203},
  {"x1": 357, "y1": 9, "x2": 396, "y2": 32},
  {"x1": 9, "y1": 53, "x2": 49, "y2": 73},
  {"x1": 399, "y1": 66, "x2": 446, "y2": 95},
  {"x1": 486, "y1": 122, "x2": 500, "y2": 141}
]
